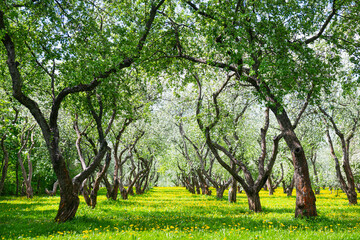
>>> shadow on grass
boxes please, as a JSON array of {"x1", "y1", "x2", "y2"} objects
[{"x1": 1, "y1": 188, "x2": 359, "y2": 239}]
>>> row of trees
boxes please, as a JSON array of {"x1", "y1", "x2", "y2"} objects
[{"x1": 1, "y1": 0, "x2": 360, "y2": 222}]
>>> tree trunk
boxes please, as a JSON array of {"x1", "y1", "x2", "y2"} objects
[
  {"x1": 89, "y1": 152, "x2": 111, "y2": 208},
  {"x1": 82, "y1": 182, "x2": 92, "y2": 206},
  {"x1": 107, "y1": 180, "x2": 119, "y2": 200},
  {"x1": 25, "y1": 182, "x2": 33, "y2": 199},
  {"x1": 128, "y1": 186, "x2": 134, "y2": 196},
  {"x1": 216, "y1": 186, "x2": 226, "y2": 199},
  {"x1": 196, "y1": 169, "x2": 211, "y2": 195},
  {"x1": 120, "y1": 185, "x2": 128, "y2": 200},
  {"x1": 324, "y1": 125, "x2": 358, "y2": 205},
  {"x1": 228, "y1": 178, "x2": 237, "y2": 203},
  {"x1": 343, "y1": 163, "x2": 357, "y2": 205},
  {"x1": 16, "y1": 161, "x2": 19, "y2": 196},
  {"x1": 287, "y1": 174, "x2": 295, "y2": 197},
  {"x1": 282, "y1": 181, "x2": 286, "y2": 194},
  {"x1": 272, "y1": 109, "x2": 317, "y2": 217},
  {"x1": 55, "y1": 191, "x2": 80, "y2": 222},
  {"x1": 246, "y1": 191, "x2": 262, "y2": 212},
  {"x1": 53, "y1": 152, "x2": 80, "y2": 222},
  {"x1": 193, "y1": 175, "x2": 201, "y2": 194},
  {"x1": 345, "y1": 188, "x2": 358, "y2": 205},
  {"x1": 267, "y1": 178, "x2": 274, "y2": 195}
]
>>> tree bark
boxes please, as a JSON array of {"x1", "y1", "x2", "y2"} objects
[
  {"x1": 267, "y1": 177, "x2": 274, "y2": 195},
  {"x1": 108, "y1": 180, "x2": 119, "y2": 200},
  {"x1": 55, "y1": 191, "x2": 80, "y2": 222},
  {"x1": 271, "y1": 109, "x2": 316, "y2": 217},
  {"x1": 89, "y1": 151, "x2": 111, "y2": 208},
  {"x1": 53, "y1": 154, "x2": 80, "y2": 222},
  {"x1": 287, "y1": 175, "x2": 295, "y2": 197},
  {"x1": 246, "y1": 191, "x2": 262, "y2": 212}
]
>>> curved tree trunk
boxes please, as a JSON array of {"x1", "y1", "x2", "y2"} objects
[
  {"x1": 88, "y1": 151, "x2": 111, "y2": 208},
  {"x1": 55, "y1": 192, "x2": 80, "y2": 222},
  {"x1": 53, "y1": 149, "x2": 81, "y2": 222},
  {"x1": 272, "y1": 109, "x2": 316, "y2": 217},
  {"x1": 128, "y1": 185, "x2": 134, "y2": 196}
]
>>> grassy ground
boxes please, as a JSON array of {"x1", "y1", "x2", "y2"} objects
[{"x1": 0, "y1": 187, "x2": 359, "y2": 239}]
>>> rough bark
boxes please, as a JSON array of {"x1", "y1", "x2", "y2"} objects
[
  {"x1": 268, "y1": 105, "x2": 316, "y2": 217},
  {"x1": 246, "y1": 191, "x2": 262, "y2": 212},
  {"x1": 55, "y1": 190, "x2": 80, "y2": 222},
  {"x1": 89, "y1": 151, "x2": 111, "y2": 208}
]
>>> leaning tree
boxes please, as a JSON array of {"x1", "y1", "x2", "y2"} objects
[{"x1": 0, "y1": 0, "x2": 166, "y2": 222}]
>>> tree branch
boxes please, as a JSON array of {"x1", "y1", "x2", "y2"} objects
[{"x1": 304, "y1": 1, "x2": 337, "y2": 44}]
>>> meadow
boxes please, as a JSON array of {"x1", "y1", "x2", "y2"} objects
[{"x1": 0, "y1": 187, "x2": 359, "y2": 239}]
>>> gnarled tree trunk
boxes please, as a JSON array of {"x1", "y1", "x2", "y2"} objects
[
  {"x1": 271, "y1": 108, "x2": 316, "y2": 217},
  {"x1": 246, "y1": 190, "x2": 262, "y2": 212},
  {"x1": 89, "y1": 151, "x2": 111, "y2": 208}
]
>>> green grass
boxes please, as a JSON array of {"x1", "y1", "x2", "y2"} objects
[{"x1": 0, "y1": 187, "x2": 359, "y2": 239}]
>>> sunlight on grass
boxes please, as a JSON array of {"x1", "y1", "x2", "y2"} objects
[{"x1": 1, "y1": 187, "x2": 359, "y2": 239}]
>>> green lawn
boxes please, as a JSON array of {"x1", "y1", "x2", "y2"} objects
[{"x1": 0, "y1": 187, "x2": 359, "y2": 239}]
